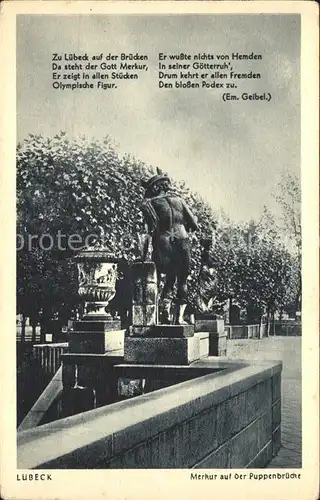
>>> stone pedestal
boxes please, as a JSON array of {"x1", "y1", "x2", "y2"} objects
[
  {"x1": 195, "y1": 318, "x2": 227, "y2": 357},
  {"x1": 195, "y1": 318, "x2": 224, "y2": 334},
  {"x1": 68, "y1": 319, "x2": 124, "y2": 354},
  {"x1": 124, "y1": 336, "x2": 200, "y2": 365},
  {"x1": 130, "y1": 324, "x2": 195, "y2": 338},
  {"x1": 194, "y1": 332, "x2": 209, "y2": 358},
  {"x1": 72, "y1": 320, "x2": 121, "y2": 332}
]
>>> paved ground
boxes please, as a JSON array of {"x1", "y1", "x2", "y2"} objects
[{"x1": 227, "y1": 336, "x2": 302, "y2": 468}]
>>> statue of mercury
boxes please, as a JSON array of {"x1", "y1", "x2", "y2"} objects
[{"x1": 140, "y1": 168, "x2": 199, "y2": 325}]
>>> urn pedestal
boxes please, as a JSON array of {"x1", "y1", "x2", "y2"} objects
[{"x1": 69, "y1": 249, "x2": 125, "y2": 354}]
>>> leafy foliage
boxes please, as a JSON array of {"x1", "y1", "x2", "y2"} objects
[
  {"x1": 274, "y1": 172, "x2": 301, "y2": 312},
  {"x1": 275, "y1": 172, "x2": 301, "y2": 254}
]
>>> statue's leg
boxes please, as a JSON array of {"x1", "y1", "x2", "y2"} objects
[
  {"x1": 173, "y1": 239, "x2": 190, "y2": 325},
  {"x1": 154, "y1": 235, "x2": 176, "y2": 324},
  {"x1": 159, "y1": 270, "x2": 176, "y2": 324},
  {"x1": 174, "y1": 273, "x2": 188, "y2": 325}
]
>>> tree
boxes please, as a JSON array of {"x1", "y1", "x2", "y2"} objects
[
  {"x1": 275, "y1": 172, "x2": 301, "y2": 252},
  {"x1": 275, "y1": 172, "x2": 301, "y2": 312}
]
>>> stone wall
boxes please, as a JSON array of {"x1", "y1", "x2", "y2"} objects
[{"x1": 17, "y1": 358, "x2": 282, "y2": 469}]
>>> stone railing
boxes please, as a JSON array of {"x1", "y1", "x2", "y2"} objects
[
  {"x1": 17, "y1": 358, "x2": 282, "y2": 469},
  {"x1": 32, "y1": 343, "x2": 69, "y2": 378},
  {"x1": 273, "y1": 322, "x2": 301, "y2": 336},
  {"x1": 226, "y1": 324, "x2": 267, "y2": 340},
  {"x1": 226, "y1": 322, "x2": 301, "y2": 339}
]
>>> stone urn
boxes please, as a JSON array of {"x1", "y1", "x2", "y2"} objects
[{"x1": 76, "y1": 249, "x2": 119, "y2": 320}]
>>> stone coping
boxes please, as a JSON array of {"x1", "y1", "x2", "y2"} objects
[
  {"x1": 226, "y1": 324, "x2": 261, "y2": 327},
  {"x1": 61, "y1": 351, "x2": 124, "y2": 364},
  {"x1": 18, "y1": 367, "x2": 63, "y2": 432},
  {"x1": 194, "y1": 332, "x2": 209, "y2": 339},
  {"x1": 17, "y1": 358, "x2": 282, "y2": 469},
  {"x1": 34, "y1": 343, "x2": 69, "y2": 348}
]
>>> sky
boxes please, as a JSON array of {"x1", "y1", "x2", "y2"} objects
[{"x1": 17, "y1": 14, "x2": 300, "y2": 223}]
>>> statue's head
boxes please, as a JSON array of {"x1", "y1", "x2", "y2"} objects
[{"x1": 142, "y1": 167, "x2": 171, "y2": 198}]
